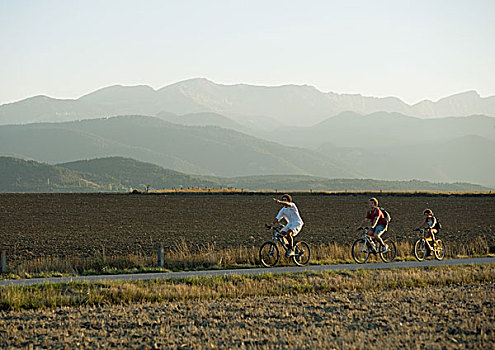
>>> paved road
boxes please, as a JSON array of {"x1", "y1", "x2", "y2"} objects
[{"x1": 1, "y1": 257, "x2": 494, "y2": 287}]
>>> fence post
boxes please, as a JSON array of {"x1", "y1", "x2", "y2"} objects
[
  {"x1": 157, "y1": 244, "x2": 164, "y2": 267},
  {"x1": 1, "y1": 250, "x2": 6, "y2": 273}
]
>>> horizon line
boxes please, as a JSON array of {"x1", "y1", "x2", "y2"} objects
[{"x1": 0, "y1": 78, "x2": 492, "y2": 107}]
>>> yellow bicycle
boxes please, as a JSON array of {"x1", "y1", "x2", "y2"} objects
[{"x1": 413, "y1": 228, "x2": 446, "y2": 261}]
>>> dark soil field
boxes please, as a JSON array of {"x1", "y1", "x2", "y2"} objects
[
  {"x1": 0, "y1": 193, "x2": 494, "y2": 261},
  {"x1": 1, "y1": 283, "x2": 493, "y2": 349}
]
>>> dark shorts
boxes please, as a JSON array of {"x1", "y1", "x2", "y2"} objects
[{"x1": 371, "y1": 225, "x2": 386, "y2": 236}]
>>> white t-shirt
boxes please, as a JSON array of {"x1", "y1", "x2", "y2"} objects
[{"x1": 276, "y1": 203, "x2": 304, "y2": 227}]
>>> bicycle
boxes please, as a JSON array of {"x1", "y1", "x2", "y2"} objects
[
  {"x1": 259, "y1": 225, "x2": 311, "y2": 267},
  {"x1": 413, "y1": 228, "x2": 446, "y2": 261},
  {"x1": 351, "y1": 227, "x2": 397, "y2": 264}
]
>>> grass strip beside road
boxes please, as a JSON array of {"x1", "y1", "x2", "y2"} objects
[
  {"x1": 3, "y1": 237, "x2": 491, "y2": 280},
  {"x1": 0, "y1": 264, "x2": 493, "y2": 311}
]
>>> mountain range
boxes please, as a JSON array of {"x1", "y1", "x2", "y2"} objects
[
  {"x1": 1, "y1": 78, "x2": 494, "y2": 127},
  {"x1": 1, "y1": 79, "x2": 494, "y2": 190}
]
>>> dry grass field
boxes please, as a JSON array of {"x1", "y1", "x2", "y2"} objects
[
  {"x1": 0, "y1": 265, "x2": 493, "y2": 349},
  {"x1": 0, "y1": 193, "x2": 493, "y2": 263}
]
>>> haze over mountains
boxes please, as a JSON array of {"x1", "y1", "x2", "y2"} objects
[
  {"x1": 0, "y1": 113, "x2": 493, "y2": 188},
  {"x1": 0, "y1": 116, "x2": 358, "y2": 179},
  {"x1": 0, "y1": 79, "x2": 494, "y2": 190},
  {"x1": 271, "y1": 112, "x2": 495, "y2": 187},
  {"x1": 1, "y1": 78, "x2": 495, "y2": 127}
]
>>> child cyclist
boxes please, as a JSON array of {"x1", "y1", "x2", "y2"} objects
[
  {"x1": 267, "y1": 194, "x2": 304, "y2": 257},
  {"x1": 416, "y1": 209, "x2": 439, "y2": 242},
  {"x1": 358, "y1": 197, "x2": 389, "y2": 253}
]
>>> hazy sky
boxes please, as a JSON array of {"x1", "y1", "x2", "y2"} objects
[{"x1": 1, "y1": 0, "x2": 494, "y2": 105}]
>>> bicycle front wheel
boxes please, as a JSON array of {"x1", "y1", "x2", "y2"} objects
[
  {"x1": 292, "y1": 241, "x2": 311, "y2": 266},
  {"x1": 379, "y1": 238, "x2": 397, "y2": 263},
  {"x1": 414, "y1": 238, "x2": 428, "y2": 261},
  {"x1": 259, "y1": 241, "x2": 280, "y2": 267},
  {"x1": 434, "y1": 240, "x2": 446, "y2": 260},
  {"x1": 351, "y1": 238, "x2": 370, "y2": 264}
]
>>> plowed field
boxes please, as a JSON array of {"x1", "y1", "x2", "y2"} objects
[{"x1": 0, "y1": 193, "x2": 493, "y2": 260}]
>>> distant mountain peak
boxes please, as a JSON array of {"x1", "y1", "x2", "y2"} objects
[
  {"x1": 447, "y1": 90, "x2": 480, "y2": 97},
  {"x1": 164, "y1": 77, "x2": 216, "y2": 88},
  {"x1": 415, "y1": 90, "x2": 482, "y2": 105},
  {"x1": 25, "y1": 95, "x2": 60, "y2": 103},
  {"x1": 438, "y1": 90, "x2": 481, "y2": 102}
]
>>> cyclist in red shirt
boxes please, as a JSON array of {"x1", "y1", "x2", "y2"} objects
[{"x1": 359, "y1": 197, "x2": 388, "y2": 252}]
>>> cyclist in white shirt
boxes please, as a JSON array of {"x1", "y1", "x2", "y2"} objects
[
  {"x1": 416, "y1": 208, "x2": 439, "y2": 242},
  {"x1": 270, "y1": 194, "x2": 304, "y2": 256}
]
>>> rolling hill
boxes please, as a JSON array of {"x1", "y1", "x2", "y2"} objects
[
  {"x1": 0, "y1": 156, "x2": 489, "y2": 193},
  {"x1": 0, "y1": 156, "x2": 221, "y2": 193},
  {"x1": 0, "y1": 115, "x2": 359, "y2": 179},
  {"x1": 0, "y1": 156, "x2": 109, "y2": 192},
  {"x1": 59, "y1": 157, "x2": 221, "y2": 190}
]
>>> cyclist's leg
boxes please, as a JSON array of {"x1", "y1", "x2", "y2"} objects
[
  {"x1": 431, "y1": 228, "x2": 438, "y2": 245},
  {"x1": 285, "y1": 230, "x2": 296, "y2": 256},
  {"x1": 287, "y1": 230, "x2": 294, "y2": 249},
  {"x1": 426, "y1": 228, "x2": 433, "y2": 240},
  {"x1": 280, "y1": 226, "x2": 293, "y2": 249},
  {"x1": 284, "y1": 223, "x2": 303, "y2": 249},
  {"x1": 374, "y1": 225, "x2": 386, "y2": 246}
]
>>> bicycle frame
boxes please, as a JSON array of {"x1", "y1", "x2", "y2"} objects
[
  {"x1": 270, "y1": 226, "x2": 291, "y2": 253},
  {"x1": 416, "y1": 228, "x2": 436, "y2": 250},
  {"x1": 359, "y1": 227, "x2": 380, "y2": 254},
  {"x1": 413, "y1": 227, "x2": 446, "y2": 261},
  {"x1": 259, "y1": 225, "x2": 311, "y2": 267},
  {"x1": 352, "y1": 227, "x2": 396, "y2": 264}
]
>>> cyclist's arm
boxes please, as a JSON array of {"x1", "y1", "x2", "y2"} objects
[
  {"x1": 428, "y1": 217, "x2": 437, "y2": 228},
  {"x1": 359, "y1": 210, "x2": 371, "y2": 227},
  {"x1": 272, "y1": 207, "x2": 285, "y2": 225},
  {"x1": 371, "y1": 208, "x2": 385, "y2": 229},
  {"x1": 416, "y1": 219, "x2": 427, "y2": 230},
  {"x1": 273, "y1": 198, "x2": 291, "y2": 206},
  {"x1": 359, "y1": 217, "x2": 370, "y2": 227},
  {"x1": 371, "y1": 216, "x2": 380, "y2": 229}
]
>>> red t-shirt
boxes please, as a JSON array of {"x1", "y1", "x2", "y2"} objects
[{"x1": 366, "y1": 208, "x2": 387, "y2": 226}]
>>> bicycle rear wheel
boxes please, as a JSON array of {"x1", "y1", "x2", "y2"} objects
[
  {"x1": 414, "y1": 238, "x2": 428, "y2": 261},
  {"x1": 259, "y1": 241, "x2": 280, "y2": 267},
  {"x1": 292, "y1": 241, "x2": 311, "y2": 266},
  {"x1": 351, "y1": 238, "x2": 370, "y2": 264},
  {"x1": 433, "y1": 240, "x2": 446, "y2": 260},
  {"x1": 379, "y1": 238, "x2": 397, "y2": 263}
]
